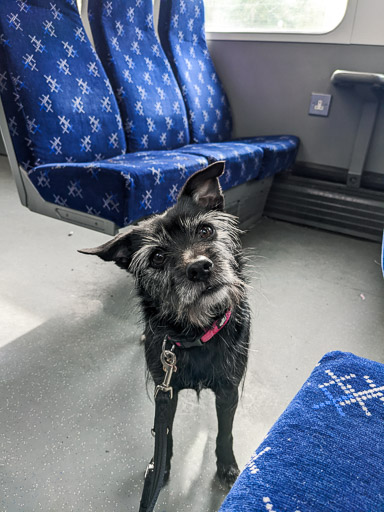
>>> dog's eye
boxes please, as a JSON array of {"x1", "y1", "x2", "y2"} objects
[
  {"x1": 151, "y1": 250, "x2": 166, "y2": 268},
  {"x1": 198, "y1": 225, "x2": 214, "y2": 239}
]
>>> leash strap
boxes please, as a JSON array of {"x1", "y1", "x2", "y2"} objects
[
  {"x1": 139, "y1": 391, "x2": 171, "y2": 512},
  {"x1": 139, "y1": 341, "x2": 177, "y2": 512}
]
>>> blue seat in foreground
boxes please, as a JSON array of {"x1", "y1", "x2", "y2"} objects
[
  {"x1": 158, "y1": 0, "x2": 300, "y2": 177},
  {"x1": 220, "y1": 351, "x2": 384, "y2": 512}
]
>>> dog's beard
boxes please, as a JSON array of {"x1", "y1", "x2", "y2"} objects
[
  {"x1": 137, "y1": 266, "x2": 245, "y2": 329},
  {"x1": 176, "y1": 279, "x2": 245, "y2": 328}
]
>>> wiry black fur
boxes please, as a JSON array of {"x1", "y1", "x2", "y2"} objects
[{"x1": 79, "y1": 161, "x2": 250, "y2": 487}]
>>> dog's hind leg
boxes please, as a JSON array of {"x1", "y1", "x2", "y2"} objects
[
  {"x1": 214, "y1": 386, "x2": 240, "y2": 487},
  {"x1": 163, "y1": 390, "x2": 179, "y2": 486}
]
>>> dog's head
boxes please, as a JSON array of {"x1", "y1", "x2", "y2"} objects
[{"x1": 79, "y1": 162, "x2": 245, "y2": 328}]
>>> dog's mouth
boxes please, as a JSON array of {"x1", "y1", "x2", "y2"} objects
[{"x1": 203, "y1": 284, "x2": 223, "y2": 295}]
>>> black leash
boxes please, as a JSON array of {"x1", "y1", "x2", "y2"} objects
[
  {"x1": 139, "y1": 342, "x2": 177, "y2": 512},
  {"x1": 138, "y1": 312, "x2": 231, "y2": 510}
]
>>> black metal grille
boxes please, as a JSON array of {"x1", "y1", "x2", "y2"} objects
[{"x1": 264, "y1": 173, "x2": 384, "y2": 242}]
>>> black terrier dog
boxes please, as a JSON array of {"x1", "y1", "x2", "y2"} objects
[{"x1": 80, "y1": 161, "x2": 250, "y2": 487}]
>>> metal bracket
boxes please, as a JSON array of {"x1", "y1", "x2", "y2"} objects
[
  {"x1": 347, "y1": 101, "x2": 380, "y2": 188},
  {"x1": 331, "y1": 69, "x2": 384, "y2": 189}
]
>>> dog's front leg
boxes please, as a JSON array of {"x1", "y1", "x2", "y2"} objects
[
  {"x1": 215, "y1": 386, "x2": 240, "y2": 487},
  {"x1": 163, "y1": 390, "x2": 178, "y2": 485}
]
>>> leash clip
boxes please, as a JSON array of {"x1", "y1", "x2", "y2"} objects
[
  {"x1": 154, "y1": 339, "x2": 177, "y2": 399},
  {"x1": 144, "y1": 459, "x2": 154, "y2": 479}
]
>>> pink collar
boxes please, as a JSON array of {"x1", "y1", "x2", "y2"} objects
[
  {"x1": 200, "y1": 309, "x2": 232, "y2": 343},
  {"x1": 170, "y1": 310, "x2": 232, "y2": 349}
]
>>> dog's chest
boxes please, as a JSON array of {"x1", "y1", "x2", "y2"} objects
[
  {"x1": 175, "y1": 345, "x2": 221, "y2": 389},
  {"x1": 165, "y1": 340, "x2": 230, "y2": 392},
  {"x1": 145, "y1": 334, "x2": 228, "y2": 391},
  {"x1": 145, "y1": 302, "x2": 251, "y2": 391}
]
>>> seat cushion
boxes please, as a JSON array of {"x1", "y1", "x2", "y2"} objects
[
  {"x1": 177, "y1": 142, "x2": 263, "y2": 190},
  {"x1": 88, "y1": 0, "x2": 190, "y2": 152},
  {"x1": 219, "y1": 351, "x2": 384, "y2": 512},
  {"x1": 0, "y1": 0, "x2": 126, "y2": 168},
  {"x1": 158, "y1": 0, "x2": 232, "y2": 143},
  {"x1": 238, "y1": 135, "x2": 300, "y2": 178},
  {"x1": 28, "y1": 151, "x2": 208, "y2": 226}
]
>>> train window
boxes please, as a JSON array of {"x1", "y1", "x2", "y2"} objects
[{"x1": 205, "y1": 0, "x2": 349, "y2": 35}]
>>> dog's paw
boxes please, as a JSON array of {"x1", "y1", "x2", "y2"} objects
[{"x1": 216, "y1": 463, "x2": 240, "y2": 488}]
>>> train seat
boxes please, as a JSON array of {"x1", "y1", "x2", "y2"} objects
[
  {"x1": 0, "y1": 0, "x2": 208, "y2": 232},
  {"x1": 87, "y1": 0, "x2": 265, "y2": 189},
  {"x1": 219, "y1": 351, "x2": 384, "y2": 511},
  {"x1": 157, "y1": 0, "x2": 300, "y2": 178},
  {"x1": 175, "y1": 141, "x2": 263, "y2": 190},
  {"x1": 239, "y1": 135, "x2": 301, "y2": 179},
  {"x1": 87, "y1": 0, "x2": 190, "y2": 153},
  {"x1": 0, "y1": 0, "x2": 126, "y2": 168},
  {"x1": 27, "y1": 150, "x2": 208, "y2": 227}
]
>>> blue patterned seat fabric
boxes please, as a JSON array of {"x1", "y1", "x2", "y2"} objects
[
  {"x1": 88, "y1": 0, "x2": 190, "y2": 153},
  {"x1": 158, "y1": 0, "x2": 300, "y2": 176},
  {"x1": 28, "y1": 151, "x2": 208, "y2": 226},
  {"x1": 239, "y1": 135, "x2": 300, "y2": 179},
  {"x1": 158, "y1": 0, "x2": 232, "y2": 144},
  {"x1": 219, "y1": 351, "x2": 384, "y2": 512},
  {"x1": 87, "y1": 0, "x2": 265, "y2": 190},
  {"x1": 0, "y1": 0, "x2": 126, "y2": 168},
  {"x1": 0, "y1": 0, "x2": 296, "y2": 229},
  {"x1": 177, "y1": 141, "x2": 263, "y2": 190},
  {"x1": 0, "y1": 0, "x2": 210, "y2": 227}
]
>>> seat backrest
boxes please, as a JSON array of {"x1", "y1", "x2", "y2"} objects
[
  {"x1": 0, "y1": 0, "x2": 126, "y2": 170},
  {"x1": 158, "y1": 0, "x2": 232, "y2": 144},
  {"x1": 88, "y1": 0, "x2": 190, "y2": 152}
]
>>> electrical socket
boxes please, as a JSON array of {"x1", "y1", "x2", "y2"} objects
[{"x1": 309, "y1": 93, "x2": 332, "y2": 117}]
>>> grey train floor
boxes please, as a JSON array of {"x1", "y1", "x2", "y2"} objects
[{"x1": 1, "y1": 155, "x2": 384, "y2": 512}]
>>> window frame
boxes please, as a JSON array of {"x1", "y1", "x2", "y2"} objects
[{"x1": 205, "y1": 0, "x2": 357, "y2": 45}]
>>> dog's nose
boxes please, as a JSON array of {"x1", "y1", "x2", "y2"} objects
[{"x1": 186, "y1": 256, "x2": 213, "y2": 282}]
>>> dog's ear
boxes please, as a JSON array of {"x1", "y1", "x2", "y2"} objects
[
  {"x1": 179, "y1": 161, "x2": 225, "y2": 210},
  {"x1": 78, "y1": 229, "x2": 142, "y2": 270}
]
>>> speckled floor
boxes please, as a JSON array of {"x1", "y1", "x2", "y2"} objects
[{"x1": 1, "y1": 155, "x2": 384, "y2": 512}]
